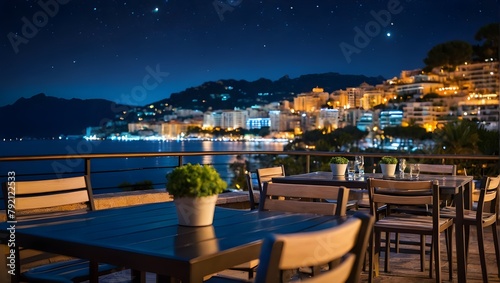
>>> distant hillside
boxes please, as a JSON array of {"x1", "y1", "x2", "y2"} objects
[
  {"x1": 1, "y1": 72, "x2": 385, "y2": 138},
  {"x1": 162, "y1": 72, "x2": 385, "y2": 111},
  {"x1": 0, "y1": 93, "x2": 128, "y2": 139}
]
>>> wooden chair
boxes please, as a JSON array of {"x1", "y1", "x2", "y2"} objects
[
  {"x1": 393, "y1": 164, "x2": 456, "y2": 257},
  {"x1": 367, "y1": 178, "x2": 453, "y2": 283},
  {"x1": 207, "y1": 212, "x2": 374, "y2": 283},
  {"x1": 441, "y1": 175, "x2": 500, "y2": 283},
  {"x1": 408, "y1": 163, "x2": 456, "y2": 176},
  {"x1": 1, "y1": 176, "x2": 123, "y2": 283},
  {"x1": 260, "y1": 182, "x2": 350, "y2": 217},
  {"x1": 256, "y1": 165, "x2": 285, "y2": 192}
]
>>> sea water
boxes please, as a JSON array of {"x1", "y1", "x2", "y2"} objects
[{"x1": 0, "y1": 139, "x2": 285, "y2": 194}]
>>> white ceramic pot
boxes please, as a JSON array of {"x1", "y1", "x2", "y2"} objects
[
  {"x1": 380, "y1": 164, "x2": 397, "y2": 177},
  {"x1": 330, "y1": 163, "x2": 348, "y2": 176},
  {"x1": 174, "y1": 195, "x2": 218, "y2": 226}
]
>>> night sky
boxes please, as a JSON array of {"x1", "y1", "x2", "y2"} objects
[{"x1": 1, "y1": 0, "x2": 498, "y2": 107}]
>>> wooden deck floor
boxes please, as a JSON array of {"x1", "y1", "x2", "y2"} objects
[{"x1": 95, "y1": 225, "x2": 500, "y2": 283}]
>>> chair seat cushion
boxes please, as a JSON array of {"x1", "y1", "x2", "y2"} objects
[
  {"x1": 375, "y1": 214, "x2": 453, "y2": 232},
  {"x1": 23, "y1": 259, "x2": 119, "y2": 283}
]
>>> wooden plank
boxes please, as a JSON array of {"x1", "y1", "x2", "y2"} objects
[
  {"x1": 408, "y1": 164, "x2": 456, "y2": 175},
  {"x1": 265, "y1": 183, "x2": 345, "y2": 199},
  {"x1": 264, "y1": 199, "x2": 337, "y2": 215},
  {"x1": 16, "y1": 190, "x2": 90, "y2": 210},
  {"x1": 373, "y1": 194, "x2": 432, "y2": 205},
  {"x1": 15, "y1": 176, "x2": 88, "y2": 194},
  {"x1": 278, "y1": 217, "x2": 361, "y2": 268}
]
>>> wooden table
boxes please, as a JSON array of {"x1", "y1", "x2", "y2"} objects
[
  {"x1": 0, "y1": 201, "x2": 349, "y2": 283},
  {"x1": 272, "y1": 172, "x2": 474, "y2": 283}
]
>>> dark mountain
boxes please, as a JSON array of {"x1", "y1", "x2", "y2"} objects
[
  {"x1": 161, "y1": 72, "x2": 385, "y2": 111},
  {"x1": 0, "y1": 93, "x2": 129, "y2": 139},
  {"x1": 1, "y1": 73, "x2": 385, "y2": 138}
]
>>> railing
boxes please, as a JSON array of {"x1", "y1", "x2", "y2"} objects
[{"x1": 0, "y1": 151, "x2": 498, "y2": 194}]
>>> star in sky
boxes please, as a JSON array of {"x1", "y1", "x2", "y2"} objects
[{"x1": 0, "y1": 0, "x2": 498, "y2": 107}]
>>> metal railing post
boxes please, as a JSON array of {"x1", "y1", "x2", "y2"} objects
[
  {"x1": 178, "y1": 156, "x2": 183, "y2": 167},
  {"x1": 306, "y1": 155, "x2": 310, "y2": 173},
  {"x1": 85, "y1": 158, "x2": 91, "y2": 177}
]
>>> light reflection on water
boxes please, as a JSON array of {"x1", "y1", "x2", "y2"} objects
[{"x1": 0, "y1": 139, "x2": 285, "y2": 193}]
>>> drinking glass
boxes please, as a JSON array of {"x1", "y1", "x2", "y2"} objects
[
  {"x1": 355, "y1": 155, "x2": 364, "y2": 175},
  {"x1": 347, "y1": 161, "x2": 356, "y2": 180},
  {"x1": 410, "y1": 163, "x2": 420, "y2": 180},
  {"x1": 399, "y1": 158, "x2": 406, "y2": 178}
]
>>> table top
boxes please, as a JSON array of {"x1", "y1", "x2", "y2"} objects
[
  {"x1": 273, "y1": 171, "x2": 473, "y2": 194},
  {"x1": 1, "y1": 201, "x2": 349, "y2": 282}
]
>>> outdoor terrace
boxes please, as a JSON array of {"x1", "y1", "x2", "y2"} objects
[{"x1": 0, "y1": 151, "x2": 498, "y2": 282}]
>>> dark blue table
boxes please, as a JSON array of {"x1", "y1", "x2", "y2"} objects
[{"x1": 1, "y1": 201, "x2": 349, "y2": 283}]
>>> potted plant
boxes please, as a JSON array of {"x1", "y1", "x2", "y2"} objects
[
  {"x1": 329, "y1": 156, "x2": 349, "y2": 176},
  {"x1": 379, "y1": 156, "x2": 398, "y2": 177},
  {"x1": 166, "y1": 163, "x2": 227, "y2": 226}
]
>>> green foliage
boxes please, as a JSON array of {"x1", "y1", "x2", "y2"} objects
[
  {"x1": 229, "y1": 156, "x2": 249, "y2": 190},
  {"x1": 473, "y1": 23, "x2": 499, "y2": 60},
  {"x1": 329, "y1": 156, "x2": 349, "y2": 164},
  {"x1": 271, "y1": 156, "x2": 305, "y2": 175},
  {"x1": 477, "y1": 126, "x2": 499, "y2": 155},
  {"x1": 166, "y1": 163, "x2": 227, "y2": 197},
  {"x1": 380, "y1": 156, "x2": 397, "y2": 164},
  {"x1": 423, "y1": 40, "x2": 473, "y2": 72},
  {"x1": 433, "y1": 119, "x2": 479, "y2": 154},
  {"x1": 422, "y1": 93, "x2": 440, "y2": 101}
]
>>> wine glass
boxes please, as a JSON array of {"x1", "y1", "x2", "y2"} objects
[
  {"x1": 410, "y1": 163, "x2": 420, "y2": 180},
  {"x1": 355, "y1": 155, "x2": 364, "y2": 175},
  {"x1": 347, "y1": 161, "x2": 356, "y2": 180},
  {"x1": 399, "y1": 158, "x2": 406, "y2": 178}
]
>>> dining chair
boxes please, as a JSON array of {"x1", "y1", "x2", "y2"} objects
[
  {"x1": 260, "y1": 181, "x2": 350, "y2": 277},
  {"x1": 408, "y1": 164, "x2": 456, "y2": 176},
  {"x1": 393, "y1": 163, "x2": 456, "y2": 256},
  {"x1": 260, "y1": 182, "x2": 350, "y2": 217},
  {"x1": 206, "y1": 212, "x2": 374, "y2": 283},
  {"x1": 440, "y1": 175, "x2": 500, "y2": 283},
  {"x1": 0, "y1": 176, "x2": 124, "y2": 283},
  {"x1": 367, "y1": 178, "x2": 453, "y2": 283},
  {"x1": 256, "y1": 165, "x2": 285, "y2": 192}
]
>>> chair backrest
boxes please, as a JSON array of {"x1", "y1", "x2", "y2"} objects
[
  {"x1": 367, "y1": 178, "x2": 439, "y2": 218},
  {"x1": 256, "y1": 165, "x2": 285, "y2": 191},
  {"x1": 254, "y1": 212, "x2": 374, "y2": 283},
  {"x1": 245, "y1": 171, "x2": 259, "y2": 210},
  {"x1": 409, "y1": 164, "x2": 456, "y2": 176},
  {"x1": 2, "y1": 175, "x2": 95, "y2": 218},
  {"x1": 1, "y1": 175, "x2": 95, "y2": 276},
  {"x1": 475, "y1": 175, "x2": 500, "y2": 219},
  {"x1": 260, "y1": 182, "x2": 349, "y2": 216}
]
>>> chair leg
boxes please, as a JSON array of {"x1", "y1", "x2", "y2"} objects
[
  {"x1": 433, "y1": 232, "x2": 442, "y2": 283},
  {"x1": 465, "y1": 225, "x2": 470, "y2": 261},
  {"x1": 420, "y1": 235, "x2": 426, "y2": 272},
  {"x1": 369, "y1": 230, "x2": 381, "y2": 283},
  {"x1": 395, "y1": 232, "x2": 400, "y2": 253},
  {"x1": 429, "y1": 236, "x2": 433, "y2": 278},
  {"x1": 492, "y1": 223, "x2": 500, "y2": 276},
  {"x1": 385, "y1": 232, "x2": 390, "y2": 272},
  {"x1": 447, "y1": 227, "x2": 453, "y2": 281},
  {"x1": 477, "y1": 225, "x2": 489, "y2": 283}
]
